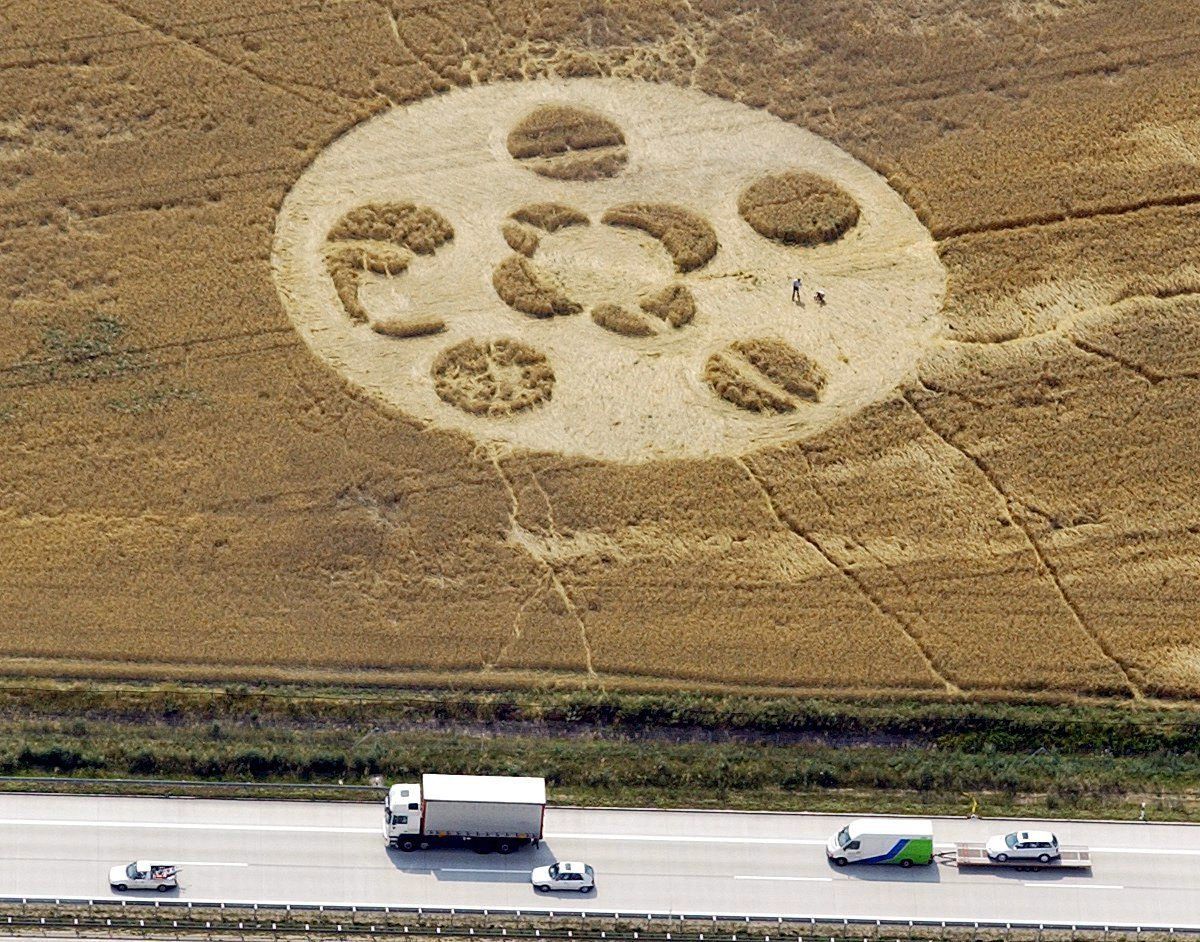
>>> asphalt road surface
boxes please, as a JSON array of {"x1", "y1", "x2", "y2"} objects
[{"x1": 2, "y1": 794, "x2": 1198, "y2": 929}]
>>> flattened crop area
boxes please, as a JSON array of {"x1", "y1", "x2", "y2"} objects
[{"x1": 2, "y1": 0, "x2": 1199, "y2": 700}]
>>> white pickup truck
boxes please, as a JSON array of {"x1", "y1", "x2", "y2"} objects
[{"x1": 109, "y1": 861, "x2": 179, "y2": 892}]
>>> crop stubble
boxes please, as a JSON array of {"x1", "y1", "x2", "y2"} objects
[{"x1": 1, "y1": 0, "x2": 1199, "y2": 698}]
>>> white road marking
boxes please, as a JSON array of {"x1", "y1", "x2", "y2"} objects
[
  {"x1": 549, "y1": 832, "x2": 827, "y2": 846},
  {"x1": 0, "y1": 819, "x2": 376, "y2": 835},
  {"x1": 1, "y1": 819, "x2": 823, "y2": 846},
  {"x1": 173, "y1": 861, "x2": 249, "y2": 868},
  {"x1": 734, "y1": 875, "x2": 834, "y2": 882},
  {"x1": 2, "y1": 818, "x2": 1198, "y2": 861},
  {"x1": 1022, "y1": 883, "x2": 1124, "y2": 890}
]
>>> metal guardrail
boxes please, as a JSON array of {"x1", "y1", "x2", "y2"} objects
[{"x1": 0, "y1": 895, "x2": 1194, "y2": 937}]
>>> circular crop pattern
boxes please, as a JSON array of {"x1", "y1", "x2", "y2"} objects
[
  {"x1": 506, "y1": 104, "x2": 627, "y2": 181},
  {"x1": 738, "y1": 171, "x2": 860, "y2": 246},
  {"x1": 706, "y1": 339, "x2": 826, "y2": 413},
  {"x1": 324, "y1": 202, "x2": 454, "y2": 335},
  {"x1": 492, "y1": 254, "x2": 581, "y2": 318},
  {"x1": 600, "y1": 203, "x2": 718, "y2": 272},
  {"x1": 591, "y1": 285, "x2": 696, "y2": 338},
  {"x1": 432, "y1": 338, "x2": 554, "y2": 416},
  {"x1": 272, "y1": 79, "x2": 946, "y2": 462}
]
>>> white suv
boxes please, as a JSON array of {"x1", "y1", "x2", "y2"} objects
[
  {"x1": 986, "y1": 830, "x2": 1060, "y2": 863},
  {"x1": 531, "y1": 860, "x2": 595, "y2": 892}
]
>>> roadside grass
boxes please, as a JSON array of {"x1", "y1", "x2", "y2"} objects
[
  {"x1": 0, "y1": 903, "x2": 1171, "y2": 942},
  {"x1": 0, "y1": 681, "x2": 1196, "y2": 821}
]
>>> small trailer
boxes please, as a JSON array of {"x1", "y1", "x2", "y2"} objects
[{"x1": 954, "y1": 843, "x2": 1092, "y2": 870}]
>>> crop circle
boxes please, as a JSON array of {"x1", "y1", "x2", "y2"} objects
[
  {"x1": 738, "y1": 171, "x2": 860, "y2": 246},
  {"x1": 506, "y1": 104, "x2": 627, "y2": 181},
  {"x1": 432, "y1": 338, "x2": 554, "y2": 416},
  {"x1": 705, "y1": 338, "x2": 826, "y2": 413},
  {"x1": 272, "y1": 79, "x2": 945, "y2": 462}
]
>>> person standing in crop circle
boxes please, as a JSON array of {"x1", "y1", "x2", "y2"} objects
[{"x1": 791, "y1": 276, "x2": 802, "y2": 303}]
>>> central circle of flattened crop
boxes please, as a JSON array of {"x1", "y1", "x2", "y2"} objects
[
  {"x1": 531, "y1": 224, "x2": 675, "y2": 312},
  {"x1": 271, "y1": 79, "x2": 946, "y2": 463}
]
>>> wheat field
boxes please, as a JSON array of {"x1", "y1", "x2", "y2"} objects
[{"x1": 2, "y1": 0, "x2": 1199, "y2": 701}]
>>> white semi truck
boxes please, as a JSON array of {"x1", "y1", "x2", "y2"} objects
[{"x1": 384, "y1": 773, "x2": 546, "y2": 854}]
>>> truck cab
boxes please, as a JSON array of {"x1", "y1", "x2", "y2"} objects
[{"x1": 384, "y1": 782, "x2": 423, "y2": 847}]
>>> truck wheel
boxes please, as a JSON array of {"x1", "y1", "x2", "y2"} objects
[
  {"x1": 157, "y1": 884, "x2": 172, "y2": 893},
  {"x1": 400, "y1": 840, "x2": 417, "y2": 852},
  {"x1": 114, "y1": 884, "x2": 127, "y2": 892},
  {"x1": 1038, "y1": 854, "x2": 1051, "y2": 863},
  {"x1": 497, "y1": 842, "x2": 515, "y2": 855},
  {"x1": 833, "y1": 858, "x2": 848, "y2": 867},
  {"x1": 995, "y1": 853, "x2": 1008, "y2": 862},
  {"x1": 899, "y1": 859, "x2": 913, "y2": 869}
]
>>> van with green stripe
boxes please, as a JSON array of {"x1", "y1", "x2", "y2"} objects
[{"x1": 826, "y1": 818, "x2": 934, "y2": 868}]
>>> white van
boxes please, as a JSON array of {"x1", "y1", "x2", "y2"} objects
[{"x1": 827, "y1": 818, "x2": 934, "y2": 867}]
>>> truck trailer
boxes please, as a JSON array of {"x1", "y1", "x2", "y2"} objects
[
  {"x1": 955, "y1": 843, "x2": 1092, "y2": 870},
  {"x1": 384, "y1": 773, "x2": 546, "y2": 853}
]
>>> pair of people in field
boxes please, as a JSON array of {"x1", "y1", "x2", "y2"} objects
[{"x1": 792, "y1": 276, "x2": 825, "y2": 306}]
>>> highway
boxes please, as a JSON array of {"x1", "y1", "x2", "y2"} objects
[{"x1": 1, "y1": 794, "x2": 1198, "y2": 929}]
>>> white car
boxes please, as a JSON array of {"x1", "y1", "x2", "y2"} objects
[
  {"x1": 986, "y1": 830, "x2": 1061, "y2": 863},
  {"x1": 109, "y1": 861, "x2": 179, "y2": 892},
  {"x1": 531, "y1": 860, "x2": 595, "y2": 892}
]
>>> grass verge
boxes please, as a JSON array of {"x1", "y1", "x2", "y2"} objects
[
  {"x1": 0, "y1": 902, "x2": 1175, "y2": 941},
  {"x1": 0, "y1": 680, "x2": 1196, "y2": 821}
]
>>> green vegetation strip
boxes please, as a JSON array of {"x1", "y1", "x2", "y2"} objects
[
  {"x1": 0, "y1": 903, "x2": 1177, "y2": 942},
  {"x1": 0, "y1": 680, "x2": 1197, "y2": 820}
]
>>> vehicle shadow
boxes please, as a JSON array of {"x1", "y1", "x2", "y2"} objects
[
  {"x1": 827, "y1": 860, "x2": 943, "y2": 883},
  {"x1": 385, "y1": 843, "x2": 559, "y2": 882},
  {"x1": 959, "y1": 865, "x2": 1089, "y2": 882},
  {"x1": 110, "y1": 887, "x2": 181, "y2": 898}
]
